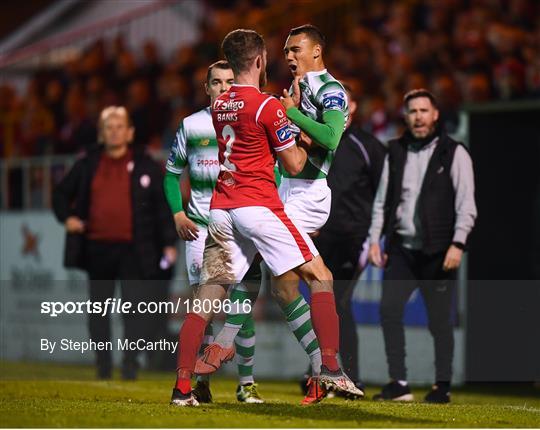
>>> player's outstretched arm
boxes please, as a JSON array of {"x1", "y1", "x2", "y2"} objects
[
  {"x1": 276, "y1": 144, "x2": 308, "y2": 176},
  {"x1": 286, "y1": 107, "x2": 345, "y2": 151}
]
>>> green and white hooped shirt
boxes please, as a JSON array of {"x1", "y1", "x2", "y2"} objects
[
  {"x1": 166, "y1": 107, "x2": 219, "y2": 227},
  {"x1": 286, "y1": 69, "x2": 348, "y2": 180}
]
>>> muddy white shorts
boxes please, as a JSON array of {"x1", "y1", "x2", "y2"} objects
[
  {"x1": 199, "y1": 206, "x2": 319, "y2": 284},
  {"x1": 279, "y1": 177, "x2": 331, "y2": 233},
  {"x1": 184, "y1": 225, "x2": 208, "y2": 286}
]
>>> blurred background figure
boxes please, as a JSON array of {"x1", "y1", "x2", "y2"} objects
[
  {"x1": 312, "y1": 84, "x2": 386, "y2": 391},
  {"x1": 52, "y1": 106, "x2": 177, "y2": 380}
]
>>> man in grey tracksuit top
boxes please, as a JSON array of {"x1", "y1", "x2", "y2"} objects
[{"x1": 368, "y1": 89, "x2": 477, "y2": 404}]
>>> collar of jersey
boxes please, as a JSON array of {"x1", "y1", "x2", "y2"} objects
[
  {"x1": 303, "y1": 69, "x2": 328, "y2": 79},
  {"x1": 231, "y1": 84, "x2": 260, "y2": 92}
]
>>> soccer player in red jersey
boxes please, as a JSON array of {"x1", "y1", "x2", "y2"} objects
[{"x1": 171, "y1": 29, "x2": 361, "y2": 407}]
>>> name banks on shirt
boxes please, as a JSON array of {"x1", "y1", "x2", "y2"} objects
[{"x1": 210, "y1": 85, "x2": 296, "y2": 210}]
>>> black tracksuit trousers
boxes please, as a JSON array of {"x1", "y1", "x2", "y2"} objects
[{"x1": 381, "y1": 243, "x2": 456, "y2": 382}]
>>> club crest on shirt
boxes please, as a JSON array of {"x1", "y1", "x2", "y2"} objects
[
  {"x1": 220, "y1": 171, "x2": 236, "y2": 187},
  {"x1": 200, "y1": 139, "x2": 210, "y2": 146}
]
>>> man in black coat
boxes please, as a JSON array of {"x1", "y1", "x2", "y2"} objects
[
  {"x1": 52, "y1": 106, "x2": 177, "y2": 379},
  {"x1": 368, "y1": 89, "x2": 477, "y2": 403}
]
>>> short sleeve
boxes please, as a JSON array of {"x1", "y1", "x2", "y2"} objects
[
  {"x1": 257, "y1": 97, "x2": 296, "y2": 152},
  {"x1": 166, "y1": 122, "x2": 188, "y2": 174},
  {"x1": 315, "y1": 82, "x2": 348, "y2": 115}
]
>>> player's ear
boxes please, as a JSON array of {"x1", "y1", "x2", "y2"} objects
[
  {"x1": 204, "y1": 82, "x2": 210, "y2": 96},
  {"x1": 255, "y1": 55, "x2": 262, "y2": 70},
  {"x1": 313, "y1": 44, "x2": 321, "y2": 59}
]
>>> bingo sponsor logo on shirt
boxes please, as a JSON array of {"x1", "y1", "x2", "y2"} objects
[{"x1": 214, "y1": 99, "x2": 245, "y2": 121}]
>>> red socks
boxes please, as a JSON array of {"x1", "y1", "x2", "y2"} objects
[
  {"x1": 174, "y1": 377, "x2": 192, "y2": 394},
  {"x1": 310, "y1": 291, "x2": 340, "y2": 371},
  {"x1": 175, "y1": 313, "x2": 207, "y2": 393}
]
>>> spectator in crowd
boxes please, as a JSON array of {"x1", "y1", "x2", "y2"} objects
[
  {"x1": 1, "y1": 0, "x2": 539, "y2": 160},
  {"x1": 368, "y1": 89, "x2": 477, "y2": 403},
  {"x1": 57, "y1": 86, "x2": 97, "y2": 154},
  {"x1": 52, "y1": 106, "x2": 177, "y2": 380},
  {"x1": 311, "y1": 84, "x2": 387, "y2": 391}
]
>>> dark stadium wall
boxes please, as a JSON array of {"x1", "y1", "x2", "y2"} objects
[{"x1": 465, "y1": 102, "x2": 540, "y2": 382}]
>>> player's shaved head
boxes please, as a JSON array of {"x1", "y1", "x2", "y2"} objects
[
  {"x1": 289, "y1": 24, "x2": 326, "y2": 51},
  {"x1": 222, "y1": 29, "x2": 265, "y2": 75}
]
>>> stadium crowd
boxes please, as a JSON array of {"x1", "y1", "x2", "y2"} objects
[{"x1": 1, "y1": 0, "x2": 539, "y2": 159}]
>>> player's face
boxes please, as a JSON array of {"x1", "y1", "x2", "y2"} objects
[
  {"x1": 205, "y1": 67, "x2": 235, "y2": 103},
  {"x1": 283, "y1": 33, "x2": 320, "y2": 77},
  {"x1": 405, "y1": 96, "x2": 439, "y2": 139},
  {"x1": 102, "y1": 114, "x2": 133, "y2": 148}
]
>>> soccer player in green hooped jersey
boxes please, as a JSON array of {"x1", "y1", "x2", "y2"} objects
[
  {"x1": 277, "y1": 24, "x2": 353, "y2": 402},
  {"x1": 163, "y1": 60, "x2": 264, "y2": 404}
]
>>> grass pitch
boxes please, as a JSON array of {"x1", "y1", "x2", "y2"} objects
[{"x1": 1, "y1": 361, "x2": 539, "y2": 428}]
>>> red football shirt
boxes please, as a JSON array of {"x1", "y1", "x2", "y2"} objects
[{"x1": 210, "y1": 84, "x2": 295, "y2": 209}]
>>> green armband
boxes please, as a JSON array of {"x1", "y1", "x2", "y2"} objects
[
  {"x1": 163, "y1": 171, "x2": 183, "y2": 214},
  {"x1": 286, "y1": 108, "x2": 345, "y2": 151}
]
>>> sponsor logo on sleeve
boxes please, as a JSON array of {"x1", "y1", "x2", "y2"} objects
[
  {"x1": 276, "y1": 124, "x2": 292, "y2": 143},
  {"x1": 322, "y1": 91, "x2": 346, "y2": 111}
]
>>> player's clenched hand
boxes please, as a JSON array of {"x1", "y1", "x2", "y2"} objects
[
  {"x1": 281, "y1": 77, "x2": 301, "y2": 110},
  {"x1": 65, "y1": 216, "x2": 85, "y2": 233},
  {"x1": 297, "y1": 131, "x2": 314, "y2": 150},
  {"x1": 368, "y1": 243, "x2": 388, "y2": 268},
  {"x1": 443, "y1": 244, "x2": 463, "y2": 271},
  {"x1": 280, "y1": 88, "x2": 295, "y2": 110},
  {"x1": 290, "y1": 76, "x2": 301, "y2": 107},
  {"x1": 174, "y1": 211, "x2": 199, "y2": 241}
]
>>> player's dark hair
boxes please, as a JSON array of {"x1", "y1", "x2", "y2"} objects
[
  {"x1": 289, "y1": 24, "x2": 326, "y2": 50},
  {"x1": 221, "y1": 29, "x2": 265, "y2": 75},
  {"x1": 403, "y1": 88, "x2": 438, "y2": 110},
  {"x1": 206, "y1": 60, "x2": 232, "y2": 83}
]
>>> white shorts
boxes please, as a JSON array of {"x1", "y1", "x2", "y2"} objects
[
  {"x1": 279, "y1": 177, "x2": 331, "y2": 233},
  {"x1": 200, "y1": 206, "x2": 319, "y2": 284},
  {"x1": 185, "y1": 225, "x2": 208, "y2": 286}
]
